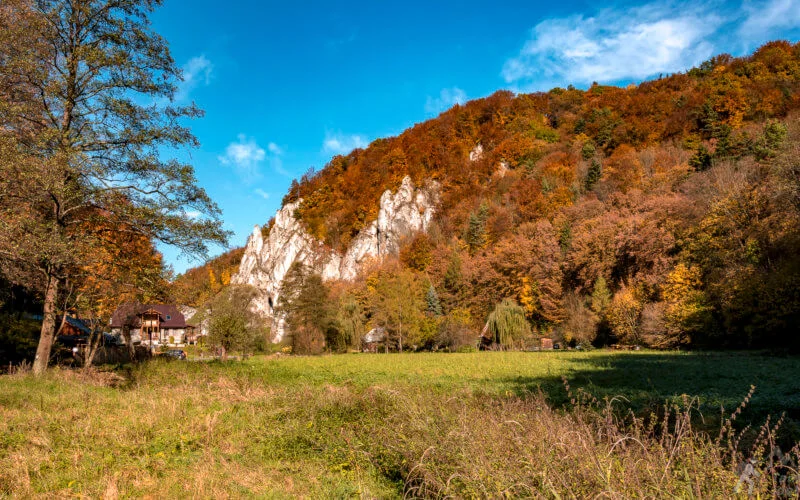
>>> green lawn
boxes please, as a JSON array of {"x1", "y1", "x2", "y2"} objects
[
  {"x1": 1, "y1": 350, "x2": 798, "y2": 497},
  {"x1": 203, "y1": 350, "x2": 800, "y2": 418}
]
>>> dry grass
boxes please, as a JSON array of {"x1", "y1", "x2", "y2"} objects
[{"x1": 0, "y1": 351, "x2": 798, "y2": 497}]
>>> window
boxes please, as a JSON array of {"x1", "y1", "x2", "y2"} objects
[{"x1": 166, "y1": 315, "x2": 171, "y2": 320}]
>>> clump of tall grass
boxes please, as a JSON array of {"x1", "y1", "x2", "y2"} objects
[{"x1": 359, "y1": 380, "x2": 800, "y2": 497}]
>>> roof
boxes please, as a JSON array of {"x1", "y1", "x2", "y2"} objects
[
  {"x1": 64, "y1": 316, "x2": 92, "y2": 335},
  {"x1": 110, "y1": 304, "x2": 189, "y2": 329},
  {"x1": 363, "y1": 327, "x2": 386, "y2": 343},
  {"x1": 30, "y1": 314, "x2": 93, "y2": 335}
]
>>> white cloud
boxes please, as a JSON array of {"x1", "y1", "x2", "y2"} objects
[
  {"x1": 268, "y1": 142, "x2": 283, "y2": 155},
  {"x1": 739, "y1": 0, "x2": 800, "y2": 38},
  {"x1": 219, "y1": 134, "x2": 266, "y2": 182},
  {"x1": 503, "y1": 3, "x2": 723, "y2": 89},
  {"x1": 254, "y1": 188, "x2": 270, "y2": 200},
  {"x1": 175, "y1": 55, "x2": 213, "y2": 102},
  {"x1": 185, "y1": 210, "x2": 201, "y2": 219},
  {"x1": 425, "y1": 87, "x2": 467, "y2": 114},
  {"x1": 323, "y1": 132, "x2": 369, "y2": 155}
]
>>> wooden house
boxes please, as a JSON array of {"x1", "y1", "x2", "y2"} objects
[{"x1": 110, "y1": 304, "x2": 195, "y2": 346}]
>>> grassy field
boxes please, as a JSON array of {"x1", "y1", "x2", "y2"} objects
[{"x1": 1, "y1": 350, "x2": 799, "y2": 497}]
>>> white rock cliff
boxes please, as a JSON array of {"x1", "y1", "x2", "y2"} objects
[{"x1": 232, "y1": 176, "x2": 439, "y2": 342}]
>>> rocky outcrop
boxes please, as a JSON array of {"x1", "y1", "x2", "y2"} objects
[
  {"x1": 232, "y1": 176, "x2": 439, "y2": 342},
  {"x1": 339, "y1": 176, "x2": 438, "y2": 279},
  {"x1": 469, "y1": 144, "x2": 483, "y2": 162},
  {"x1": 233, "y1": 200, "x2": 340, "y2": 324}
]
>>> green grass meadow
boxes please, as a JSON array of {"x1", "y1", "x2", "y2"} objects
[{"x1": 1, "y1": 350, "x2": 799, "y2": 497}]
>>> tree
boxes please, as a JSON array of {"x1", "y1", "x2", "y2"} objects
[
  {"x1": 366, "y1": 265, "x2": 426, "y2": 352},
  {"x1": 426, "y1": 284, "x2": 443, "y2": 316},
  {"x1": 466, "y1": 202, "x2": 489, "y2": 253},
  {"x1": 277, "y1": 263, "x2": 332, "y2": 354},
  {"x1": 333, "y1": 294, "x2": 364, "y2": 351},
  {"x1": 486, "y1": 298, "x2": 531, "y2": 348},
  {"x1": 606, "y1": 285, "x2": 643, "y2": 345},
  {"x1": 206, "y1": 285, "x2": 265, "y2": 361},
  {"x1": 561, "y1": 293, "x2": 598, "y2": 345},
  {"x1": 590, "y1": 277, "x2": 611, "y2": 317},
  {"x1": 662, "y1": 264, "x2": 712, "y2": 346},
  {"x1": 73, "y1": 224, "x2": 170, "y2": 368},
  {"x1": 584, "y1": 159, "x2": 602, "y2": 190},
  {"x1": 436, "y1": 307, "x2": 473, "y2": 350},
  {"x1": 0, "y1": 0, "x2": 228, "y2": 374},
  {"x1": 400, "y1": 233, "x2": 433, "y2": 271}
]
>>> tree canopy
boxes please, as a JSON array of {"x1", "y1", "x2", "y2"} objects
[{"x1": 0, "y1": 0, "x2": 227, "y2": 373}]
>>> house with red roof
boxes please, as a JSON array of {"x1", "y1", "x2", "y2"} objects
[{"x1": 110, "y1": 304, "x2": 197, "y2": 346}]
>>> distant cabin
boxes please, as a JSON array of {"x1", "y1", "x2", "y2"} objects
[{"x1": 110, "y1": 304, "x2": 196, "y2": 346}]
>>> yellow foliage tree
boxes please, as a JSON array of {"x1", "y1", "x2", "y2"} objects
[
  {"x1": 662, "y1": 264, "x2": 712, "y2": 346},
  {"x1": 607, "y1": 285, "x2": 643, "y2": 345}
]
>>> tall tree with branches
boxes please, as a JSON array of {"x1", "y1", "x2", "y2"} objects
[{"x1": 0, "y1": 0, "x2": 228, "y2": 374}]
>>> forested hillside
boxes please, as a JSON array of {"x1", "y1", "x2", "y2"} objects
[
  {"x1": 171, "y1": 248, "x2": 245, "y2": 307},
  {"x1": 265, "y1": 41, "x2": 800, "y2": 352}
]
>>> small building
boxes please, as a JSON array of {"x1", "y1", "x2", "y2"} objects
[
  {"x1": 362, "y1": 327, "x2": 387, "y2": 353},
  {"x1": 110, "y1": 304, "x2": 194, "y2": 346},
  {"x1": 60, "y1": 316, "x2": 92, "y2": 337},
  {"x1": 541, "y1": 337, "x2": 554, "y2": 350}
]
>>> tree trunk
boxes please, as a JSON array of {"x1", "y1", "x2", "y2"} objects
[
  {"x1": 33, "y1": 275, "x2": 59, "y2": 375},
  {"x1": 121, "y1": 324, "x2": 137, "y2": 363},
  {"x1": 220, "y1": 345, "x2": 227, "y2": 362},
  {"x1": 82, "y1": 329, "x2": 103, "y2": 372},
  {"x1": 398, "y1": 306, "x2": 403, "y2": 353}
]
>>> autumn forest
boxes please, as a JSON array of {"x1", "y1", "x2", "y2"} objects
[{"x1": 175, "y1": 41, "x2": 800, "y2": 353}]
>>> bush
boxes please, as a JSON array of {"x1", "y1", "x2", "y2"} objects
[
  {"x1": 0, "y1": 313, "x2": 39, "y2": 366},
  {"x1": 292, "y1": 324, "x2": 325, "y2": 355},
  {"x1": 436, "y1": 308, "x2": 474, "y2": 350}
]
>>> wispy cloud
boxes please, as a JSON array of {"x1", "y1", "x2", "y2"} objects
[
  {"x1": 219, "y1": 135, "x2": 266, "y2": 182},
  {"x1": 739, "y1": 0, "x2": 800, "y2": 38},
  {"x1": 219, "y1": 136, "x2": 290, "y2": 181},
  {"x1": 254, "y1": 188, "x2": 270, "y2": 200},
  {"x1": 323, "y1": 132, "x2": 369, "y2": 155},
  {"x1": 503, "y1": 3, "x2": 723, "y2": 90},
  {"x1": 425, "y1": 87, "x2": 467, "y2": 114},
  {"x1": 175, "y1": 55, "x2": 213, "y2": 102},
  {"x1": 184, "y1": 210, "x2": 201, "y2": 219}
]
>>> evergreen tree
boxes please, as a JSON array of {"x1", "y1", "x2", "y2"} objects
[
  {"x1": 466, "y1": 202, "x2": 489, "y2": 253},
  {"x1": 277, "y1": 263, "x2": 332, "y2": 354},
  {"x1": 584, "y1": 159, "x2": 602, "y2": 190},
  {"x1": 426, "y1": 284, "x2": 443, "y2": 316}
]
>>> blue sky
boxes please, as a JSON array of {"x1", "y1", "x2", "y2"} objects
[{"x1": 152, "y1": 0, "x2": 800, "y2": 274}]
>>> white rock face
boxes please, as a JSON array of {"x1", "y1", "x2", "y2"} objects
[
  {"x1": 233, "y1": 201, "x2": 340, "y2": 328},
  {"x1": 469, "y1": 144, "x2": 483, "y2": 162},
  {"x1": 232, "y1": 176, "x2": 439, "y2": 342}
]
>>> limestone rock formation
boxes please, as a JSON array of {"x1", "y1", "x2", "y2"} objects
[{"x1": 232, "y1": 176, "x2": 439, "y2": 342}]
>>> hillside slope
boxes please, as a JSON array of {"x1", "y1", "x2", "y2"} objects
[{"x1": 206, "y1": 41, "x2": 800, "y2": 350}]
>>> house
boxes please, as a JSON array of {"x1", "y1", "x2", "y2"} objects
[
  {"x1": 110, "y1": 304, "x2": 196, "y2": 346},
  {"x1": 362, "y1": 327, "x2": 387, "y2": 353}
]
